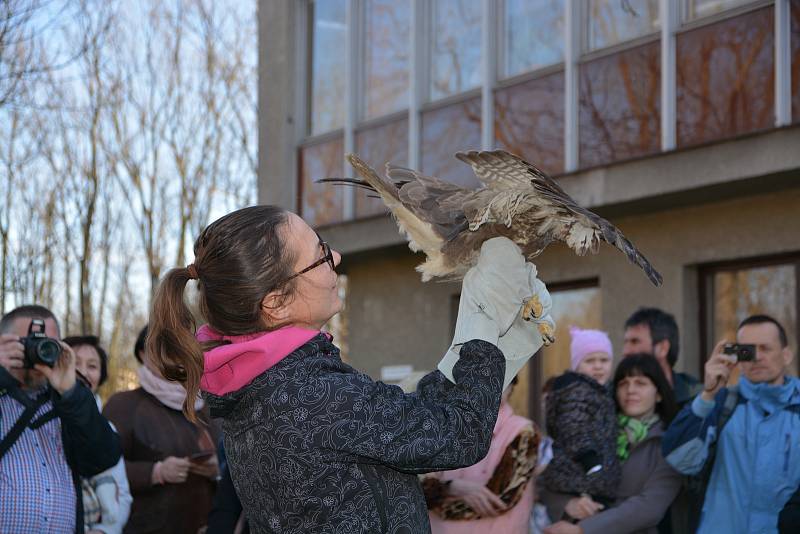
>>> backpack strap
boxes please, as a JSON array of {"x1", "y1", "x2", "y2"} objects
[
  {"x1": 0, "y1": 390, "x2": 52, "y2": 460},
  {"x1": 717, "y1": 385, "x2": 741, "y2": 431}
]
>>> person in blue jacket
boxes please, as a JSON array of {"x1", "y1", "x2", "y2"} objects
[{"x1": 662, "y1": 314, "x2": 800, "y2": 534}]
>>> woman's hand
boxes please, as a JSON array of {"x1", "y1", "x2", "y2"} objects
[
  {"x1": 447, "y1": 479, "x2": 507, "y2": 517},
  {"x1": 160, "y1": 456, "x2": 192, "y2": 484},
  {"x1": 564, "y1": 495, "x2": 604, "y2": 520},
  {"x1": 544, "y1": 521, "x2": 583, "y2": 534},
  {"x1": 188, "y1": 454, "x2": 220, "y2": 480}
]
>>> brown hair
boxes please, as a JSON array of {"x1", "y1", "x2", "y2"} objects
[{"x1": 147, "y1": 205, "x2": 297, "y2": 420}]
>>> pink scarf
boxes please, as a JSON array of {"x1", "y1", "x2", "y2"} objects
[
  {"x1": 197, "y1": 324, "x2": 322, "y2": 395},
  {"x1": 137, "y1": 365, "x2": 204, "y2": 412},
  {"x1": 429, "y1": 402, "x2": 535, "y2": 534}
]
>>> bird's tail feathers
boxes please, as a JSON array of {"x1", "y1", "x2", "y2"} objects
[{"x1": 346, "y1": 154, "x2": 403, "y2": 205}]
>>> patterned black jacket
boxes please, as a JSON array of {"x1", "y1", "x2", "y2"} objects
[
  {"x1": 541, "y1": 371, "x2": 621, "y2": 506},
  {"x1": 204, "y1": 334, "x2": 504, "y2": 534}
]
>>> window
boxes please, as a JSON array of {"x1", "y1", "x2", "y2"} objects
[
  {"x1": 501, "y1": 0, "x2": 565, "y2": 78},
  {"x1": 579, "y1": 42, "x2": 661, "y2": 168},
  {"x1": 522, "y1": 281, "x2": 603, "y2": 423},
  {"x1": 494, "y1": 71, "x2": 565, "y2": 175},
  {"x1": 684, "y1": 0, "x2": 757, "y2": 21},
  {"x1": 300, "y1": 136, "x2": 345, "y2": 226},
  {"x1": 702, "y1": 256, "x2": 800, "y2": 377},
  {"x1": 363, "y1": 0, "x2": 410, "y2": 119},
  {"x1": 542, "y1": 283, "x2": 603, "y2": 382},
  {"x1": 676, "y1": 6, "x2": 774, "y2": 147},
  {"x1": 309, "y1": 0, "x2": 347, "y2": 135},
  {"x1": 421, "y1": 98, "x2": 481, "y2": 187},
  {"x1": 429, "y1": 0, "x2": 482, "y2": 100},
  {"x1": 354, "y1": 118, "x2": 408, "y2": 218},
  {"x1": 587, "y1": 0, "x2": 660, "y2": 51}
]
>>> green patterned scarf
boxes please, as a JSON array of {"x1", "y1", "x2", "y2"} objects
[{"x1": 616, "y1": 413, "x2": 660, "y2": 461}]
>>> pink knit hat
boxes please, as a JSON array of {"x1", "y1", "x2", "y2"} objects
[{"x1": 569, "y1": 326, "x2": 613, "y2": 370}]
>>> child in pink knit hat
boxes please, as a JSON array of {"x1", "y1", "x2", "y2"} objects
[
  {"x1": 540, "y1": 327, "x2": 621, "y2": 519},
  {"x1": 570, "y1": 326, "x2": 613, "y2": 386}
]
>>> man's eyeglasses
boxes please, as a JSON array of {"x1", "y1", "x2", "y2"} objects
[{"x1": 284, "y1": 236, "x2": 335, "y2": 282}]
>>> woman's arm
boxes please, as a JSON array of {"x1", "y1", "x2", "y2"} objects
[
  {"x1": 578, "y1": 454, "x2": 682, "y2": 534},
  {"x1": 308, "y1": 339, "x2": 505, "y2": 473}
]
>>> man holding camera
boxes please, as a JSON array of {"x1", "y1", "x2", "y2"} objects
[
  {"x1": 0, "y1": 305, "x2": 121, "y2": 533},
  {"x1": 662, "y1": 314, "x2": 800, "y2": 534}
]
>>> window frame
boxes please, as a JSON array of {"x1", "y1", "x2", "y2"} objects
[
  {"x1": 680, "y1": 0, "x2": 773, "y2": 27},
  {"x1": 358, "y1": 0, "x2": 412, "y2": 122},
  {"x1": 425, "y1": 0, "x2": 485, "y2": 104},
  {"x1": 583, "y1": 0, "x2": 662, "y2": 55},
  {"x1": 698, "y1": 251, "x2": 800, "y2": 376},
  {"x1": 496, "y1": 0, "x2": 567, "y2": 81}
]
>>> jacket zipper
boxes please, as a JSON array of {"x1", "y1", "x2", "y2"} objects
[{"x1": 362, "y1": 464, "x2": 389, "y2": 533}]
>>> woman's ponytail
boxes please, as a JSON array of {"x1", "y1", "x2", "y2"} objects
[{"x1": 147, "y1": 266, "x2": 205, "y2": 422}]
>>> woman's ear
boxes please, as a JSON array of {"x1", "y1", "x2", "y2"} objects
[
  {"x1": 261, "y1": 291, "x2": 291, "y2": 326},
  {"x1": 656, "y1": 393, "x2": 662, "y2": 403}
]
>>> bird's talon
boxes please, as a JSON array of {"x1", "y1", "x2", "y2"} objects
[
  {"x1": 538, "y1": 322, "x2": 556, "y2": 346},
  {"x1": 522, "y1": 295, "x2": 543, "y2": 321}
]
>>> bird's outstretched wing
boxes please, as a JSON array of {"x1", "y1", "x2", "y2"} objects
[{"x1": 457, "y1": 150, "x2": 663, "y2": 286}]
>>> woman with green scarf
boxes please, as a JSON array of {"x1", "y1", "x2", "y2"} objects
[{"x1": 544, "y1": 354, "x2": 682, "y2": 534}]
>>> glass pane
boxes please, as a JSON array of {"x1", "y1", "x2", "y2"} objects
[
  {"x1": 300, "y1": 136, "x2": 345, "y2": 226},
  {"x1": 792, "y1": 0, "x2": 800, "y2": 123},
  {"x1": 677, "y1": 7, "x2": 774, "y2": 147},
  {"x1": 542, "y1": 287, "x2": 603, "y2": 383},
  {"x1": 587, "y1": 0, "x2": 660, "y2": 51},
  {"x1": 354, "y1": 118, "x2": 409, "y2": 218},
  {"x1": 685, "y1": 0, "x2": 755, "y2": 21},
  {"x1": 363, "y1": 0, "x2": 410, "y2": 119},
  {"x1": 494, "y1": 72, "x2": 565, "y2": 175},
  {"x1": 579, "y1": 42, "x2": 661, "y2": 168},
  {"x1": 502, "y1": 0, "x2": 565, "y2": 78},
  {"x1": 310, "y1": 0, "x2": 347, "y2": 134},
  {"x1": 429, "y1": 0, "x2": 482, "y2": 100},
  {"x1": 421, "y1": 98, "x2": 482, "y2": 187},
  {"x1": 712, "y1": 264, "x2": 798, "y2": 377}
]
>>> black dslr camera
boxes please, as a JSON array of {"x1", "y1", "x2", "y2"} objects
[
  {"x1": 21, "y1": 319, "x2": 62, "y2": 368},
  {"x1": 723, "y1": 343, "x2": 756, "y2": 362}
]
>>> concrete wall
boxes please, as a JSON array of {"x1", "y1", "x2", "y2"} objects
[
  {"x1": 340, "y1": 185, "x2": 800, "y2": 383},
  {"x1": 257, "y1": 0, "x2": 298, "y2": 210},
  {"x1": 342, "y1": 246, "x2": 460, "y2": 379}
]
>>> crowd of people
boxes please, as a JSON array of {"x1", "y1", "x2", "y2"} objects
[{"x1": 0, "y1": 205, "x2": 798, "y2": 533}]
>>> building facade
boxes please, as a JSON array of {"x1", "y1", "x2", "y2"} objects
[{"x1": 258, "y1": 0, "x2": 800, "y2": 421}]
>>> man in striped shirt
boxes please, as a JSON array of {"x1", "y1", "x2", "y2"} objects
[{"x1": 0, "y1": 305, "x2": 121, "y2": 533}]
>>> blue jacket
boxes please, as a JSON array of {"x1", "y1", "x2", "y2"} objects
[{"x1": 662, "y1": 376, "x2": 800, "y2": 534}]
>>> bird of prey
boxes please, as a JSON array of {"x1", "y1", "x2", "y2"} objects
[{"x1": 322, "y1": 150, "x2": 662, "y2": 340}]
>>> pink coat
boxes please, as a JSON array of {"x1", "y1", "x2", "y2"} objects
[{"x1": 429, "y1": 402, "x2": 535, "y2": 534}]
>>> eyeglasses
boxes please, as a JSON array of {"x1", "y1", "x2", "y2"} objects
[{"x1": 284, "y1": 235, "x2": 335, "y2": 282}]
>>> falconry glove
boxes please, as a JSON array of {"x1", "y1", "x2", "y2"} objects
[{"x1": 438, "y1": 237, "x2": 555, "y2": 389}]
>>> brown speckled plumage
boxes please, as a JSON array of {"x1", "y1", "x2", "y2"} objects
[{"x1": 321, "y1": 150, "x2": 662, "y2": 286}]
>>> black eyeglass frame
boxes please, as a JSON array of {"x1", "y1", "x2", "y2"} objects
[{"x1": 284, "y1": 236, "x2": 335, "y2": 282}]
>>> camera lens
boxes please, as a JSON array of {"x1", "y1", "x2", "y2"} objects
[{"x1": 36, "y1": 339, "x2": 62, "y2": 367}]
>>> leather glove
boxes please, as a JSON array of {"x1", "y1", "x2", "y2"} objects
[{"x1": 438, "y1": 237, "x2": 555, "y2": 389}]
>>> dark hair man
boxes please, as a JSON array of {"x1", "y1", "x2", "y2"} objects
[
  {"x1": 0, "y1": 305, "x2": 121, "y2": 533},
  {"x1": 662, "y1": 314, "x2": 800, "y2": 534},
  {"x1": 623, "y1": 307, "x2": 701, "y2": 406}
]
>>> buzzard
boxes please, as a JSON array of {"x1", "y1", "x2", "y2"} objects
[{"x1": 322, "y1": 150, "x2": 662, "y2": 339}]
